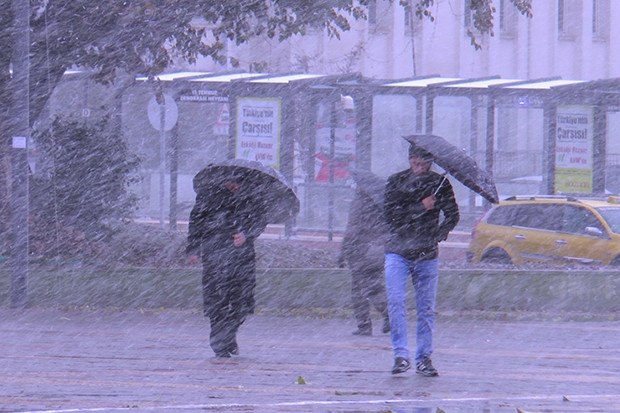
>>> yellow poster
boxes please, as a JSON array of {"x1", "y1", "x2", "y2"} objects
[
  {"x1": 235, "y1": 97, "x2": 281, "y2": 169},
  {"x1": 555, "y1": 105, "x2": 594, "y2": 193}
]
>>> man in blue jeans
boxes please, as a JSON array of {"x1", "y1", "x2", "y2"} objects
[{"x1": 383, "y1": 144, "x2": 459, "y2": 376}]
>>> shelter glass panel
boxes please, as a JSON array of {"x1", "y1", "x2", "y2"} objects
[
  {"x1": 371, "y1": 94, "x2": 418, "y2": 177},
  {"x1": 495, "y1": 106, "x2": 544, "y2": 196},
  {"x1": 433, "y1": 96, "x2": 471, "y2": 151},
  {"x1": 605, "y1": 110, "x2": 620, "y2": 193}
]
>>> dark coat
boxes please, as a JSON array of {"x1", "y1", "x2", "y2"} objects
[
  {"x1": 339, "y1": 189, "x2": 388, "y2": 270},
  {"x1": 186, "y1": 183, "x2": 267, "y2": 258},
  {"x1": 187, "y1": 182, "x2": 267, "y2": 318},
  {"x1": 383, "y1": 169, "x2": 459, "y2": 261}
]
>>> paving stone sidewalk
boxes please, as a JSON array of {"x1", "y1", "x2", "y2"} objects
[{"x1": 1, "y1": 307, "x2": 620, "y2": 413}]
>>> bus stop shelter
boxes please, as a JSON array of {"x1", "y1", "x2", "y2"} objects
[{"x1": 125, "y1": 71, "x2": 620, "y2": 235}]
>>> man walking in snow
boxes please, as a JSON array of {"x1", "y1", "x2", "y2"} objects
[
  {"x1": 383, "y1": 144, "x2": 459, "y2": 376},
  {"x1": 187, "y1": 172, "x2": 267, "y2": 358}
]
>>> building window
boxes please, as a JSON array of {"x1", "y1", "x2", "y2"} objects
[
  {"x1": 404, "y1": 2, "x2": 413, "y2": 35},
  {"x1": 592, "y1": 0, "x2": 610, "y2": 41},
  {"x1": 464, "y1": 0, "x2": 473, "y2": 29},
  {"x1": 558, "y1": 0, "x2": 565, "y2": 32},
  {"x1": 499, "y1": 0, "x2": 517, "y2": 38},
  {"x1": 558, "y1": 0, "x2": 580, "y2": 40},
  {"x1": 367, "y1": 0, "x2": 391, "y2": 34},
  {"x1": 368, "y1": 0, "x2": 376, "y2": 25}
]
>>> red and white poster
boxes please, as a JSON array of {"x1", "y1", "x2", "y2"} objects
[{"x1": 314, "y1": 101, "x2": 357, "y2": 183}]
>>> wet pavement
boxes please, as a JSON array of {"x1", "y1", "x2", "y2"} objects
[{"x1": 1, "y1": 307, "x2": 620, "y2": 413}]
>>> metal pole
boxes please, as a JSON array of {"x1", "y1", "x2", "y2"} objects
[
  {"x1": 425, "y1": 94, "x2": 434, "y2": 133},
  {"x1": 169, "y1": 124, "x2": 178, "y2": 231},
  {"x1": 159, "y1": 96, "x2": 166, "y2": 229},
  {"x1": 544, "y1": 103, "x2": 557, "y2": 195},
  {"x1": 328, "y1": 101, "x2": 336, "y2": 242},
  {"x1": 486, "y1": 99, "x2": 495, "y2": 180},
  {"x1": 10, "y1": 0, "x2": 30, "y2": 308}
]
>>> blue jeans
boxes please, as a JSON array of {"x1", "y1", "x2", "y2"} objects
[{"x1": 385, "y1": 253, "x2": 439, "y2": 363}]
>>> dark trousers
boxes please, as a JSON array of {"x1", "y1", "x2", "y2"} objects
[
  {"x1": 201, "y1": 246, "x2": 256, "y2": 355},
  {"x1": 350, "y1": 262, "x2": 389, "y2": 329}
]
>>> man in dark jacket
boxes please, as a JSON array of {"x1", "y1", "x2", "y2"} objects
[
  {"x1": 187, "y1": 173, "x2": 267, "y2": 358},
  {"x1": 339, "y1": 187, "x2": 390, "y2": 336},
  {"x1": 384, "y1": 144, "x2": 459, "y2": 376}
]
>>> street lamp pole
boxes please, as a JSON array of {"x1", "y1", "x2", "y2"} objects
[{"x1": 10, "y1": 0, "x2": 30, "y2": 308}]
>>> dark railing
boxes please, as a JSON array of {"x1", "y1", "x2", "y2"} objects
[{"x1": 607, "y1": 153, "x2": 620, "y2": 166}]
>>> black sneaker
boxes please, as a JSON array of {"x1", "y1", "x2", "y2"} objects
[
  {"x1": 416, "y1": 358, "x2": 439, "y2": 377},
  {"x1": 352, "y1": 327, "x2": 372, "y2": 336},
  {"x1": 214, "y1": 351, "x2": 231, "y2": 358},
  {"x1": 228, "y1": 342, "x2": 239, "y2": 356},
  {"x1": 391, "y1": 357, "x2": 411, "y2": 374}
]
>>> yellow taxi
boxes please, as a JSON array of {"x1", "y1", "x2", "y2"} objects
[{"x1": 466, "y1": 195, "x2": 620, "y2": 266}]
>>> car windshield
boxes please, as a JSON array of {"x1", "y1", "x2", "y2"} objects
[{"x1": 596, "y1": 207, "x2": 620, "y2": 234}]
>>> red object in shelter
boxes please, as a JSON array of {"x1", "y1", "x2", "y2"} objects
[{"x1": 314, "y1": 152, "x2": 351, "y2": 183}]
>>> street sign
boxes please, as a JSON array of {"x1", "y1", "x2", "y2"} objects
[{"x1": 147, "y1": 93, "x2": 178, "y2": 131}]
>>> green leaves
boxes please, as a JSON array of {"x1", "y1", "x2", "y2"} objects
[
  {"x1": 31, "y1": 116, "x2": 140, "y2": 240},
  {"x1": 465, "y1": 0, "x2": 533, "y2": 50}
]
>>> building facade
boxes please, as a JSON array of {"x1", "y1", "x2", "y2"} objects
[
  {"x1": 44, "y1": 1, "x2": 620, "y2": 232},
  {"x1": 185, "y1": 1, "x2": 619, "y2": 82},
  {"x1": 183, "y1": 0, "x2": 620, "y2": 198}
]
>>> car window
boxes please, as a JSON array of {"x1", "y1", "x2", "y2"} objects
[
  {"x1": 596, "y1": 207, "x2": 620, "y2": 234},
  {"x1": 512, "y1": 204, "x2": 562, "y2": 231},
  {"x1": 486, "y1": 205, "x2": 516, "y2": 226},
  {"x1": 561, "y1": 205, "x2": 604, "y2": 235}
]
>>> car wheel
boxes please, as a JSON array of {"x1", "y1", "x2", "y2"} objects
[
  {"x1": 610, "y1": 256, "x2": 620, "y2": 267},
  {"x1": 480, "y1": 248, "x2": 513, "y2": 264}
]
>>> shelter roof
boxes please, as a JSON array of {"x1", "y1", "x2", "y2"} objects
[
  {"x1": 129, "y1": 71, "x2": 620, "y2": 105},
  {"x1": 247, "y1": 73, "x2": 326, "y2": 84},
  {"x1": 190, "y1": 73, "x2": 264, "y2": 82},
  {"x1": 502, "y1": 78, "x2": 586, "y2": 90},
  {"x1": 384, "y1": 76, "x2": 461, "y2": 87},
  {"x1": 136, "y1": 72, "x2": 211, "y2": 82},
  {"x1": 444, "y1": 78, "x2": 522, "y2": 88}
]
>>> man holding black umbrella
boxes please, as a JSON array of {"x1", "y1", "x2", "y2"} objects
[
  {"x1": 384, "y1": 144, "x2": 459, "y2": 376},
  {"x1": 187, "y1": 159, "x2": 299, "y2": 359},
  {"x1": 187, "y1": 171, "x2": 268, "y2": 358}
]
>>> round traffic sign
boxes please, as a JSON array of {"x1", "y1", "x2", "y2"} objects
[{"x1": 147, "y1": 93, "x2": 178, "y2": 131}]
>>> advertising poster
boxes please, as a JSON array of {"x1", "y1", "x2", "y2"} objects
[
  {"x1": 314, "y1": 101, "x2": 357, "y2": 183},
  {"x1": 555, "y1": 105, "x2": 594, "y2": 193},
  {"x1": 213, "y1": 103, "x2": 229, "y2": 136},
  {"x1": 236, "y1": 97, "x2": 281, "y2": 169}
]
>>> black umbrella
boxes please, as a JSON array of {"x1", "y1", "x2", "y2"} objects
[
  {"x1": 403, "y1": 134, "x2": 499, "y2": 204},
  {"x1": 193, "y1": 158, "x2": 300, "y2": 224},
  {"x1": 348, "y1": 168, "x2": 386, "y2": 206}
]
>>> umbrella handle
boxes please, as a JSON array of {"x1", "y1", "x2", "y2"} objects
[
  {"x1": 411, "y1": 173, "x2": 449, "y2": 220},
  {"x1": 433, "y1": 173, "x2": 448, "y2": 196}
]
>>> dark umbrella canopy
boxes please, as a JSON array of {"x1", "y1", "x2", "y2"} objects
[
  {"x1": 403, "y1": 134, "x2": 499, "y2": 204},
  {"x1": 193, "y1": 158, "x2": 300, "y2": 224},
  {"x1": 348, "y1": 168, "x2": 386, "y2": 206}
]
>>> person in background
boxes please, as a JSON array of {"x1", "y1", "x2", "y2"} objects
[
  {"x1": 383, "y1": 144, "x2": 459, "y2": 376},
  {"x1": 338, "y1": 186, "x2": 390, "y2": 336},
  {"x1": 187, "y1": 173, "x2": 267, "y2": 358}
]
